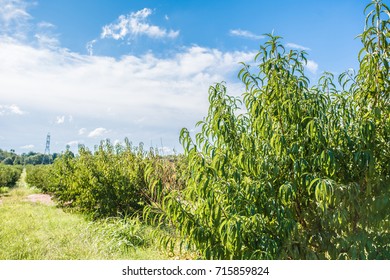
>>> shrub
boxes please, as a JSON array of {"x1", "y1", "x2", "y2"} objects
[
  {"x1": 0, "y1": 164, "x2": 22, "y2": 188},
  {"x1": 25, "y1": 164, "x2": 54, "y2": 192}
]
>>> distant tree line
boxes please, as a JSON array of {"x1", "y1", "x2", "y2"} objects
[{"x1": 0, "y1": 149, "x2": 60, "y2": 165}]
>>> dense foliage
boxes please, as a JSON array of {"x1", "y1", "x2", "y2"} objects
[
  {"x1": 147, "y1": 0, "x2": 389, "y2": 259},
  {"x1": 0, "y1": 149, "x2": 56, "y2": 165},
  {"x1": 0, "y1": 164, "x2": 22, "y2": 188},
  {"x1": 25, "y1": 164, "x2": 53, "y2": 193}
]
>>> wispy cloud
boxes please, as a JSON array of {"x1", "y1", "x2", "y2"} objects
[
  {"x1": 0, "y1": 0, "x2": 32, "y2": 39},
  {"x1": 286, "y1": 42, "x2": 311, "y2": 51},
  {"x1": 0, "y1": 104, "x2": 25, "y2": 115},
  {"x1": 101, "y1": 8, "x2": 179, "y2": 40},
  {"x1": 0, "y1": 0, "x2": 31, "y2": 26},
  {"x1": 20, "y1": 144, "x2": 34, "y2": 149},
  {"x1": 66, "y1": 140, "x2": 79, "y2": 147},
  {"x1": 86, "y1": 39, "x2": 96, "y2": 56},
  {"x1": 34, "y1": 19, "x2": 59, "y2": 49},
  {"x1": 37, "y1": 21, "x2": 55, "y2": 29},
  {"x1": 0, "y1": 0, "x2": 58, "y2": 49},
  {"x1": 229, "y1": 29, "x2": 264, "y2": 40},
  {"x1": 88, "y1": 128, "x2": 109, "y2": 138},
  {"x1": 34, "y1": 33, "x2": 59, "y2": 49},
  {"x1": 56, "y1": 115, "x2": 65, "y2": 124},
  {"x1": 305, "y1": 59, "x2": 319, "y2": 74}
]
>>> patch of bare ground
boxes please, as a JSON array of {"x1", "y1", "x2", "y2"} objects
[{"x1": 25, "y1": 194, "x2": 54, "y2": 206}]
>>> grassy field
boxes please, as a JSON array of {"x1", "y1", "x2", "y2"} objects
[{"x1": 0, "y1": 170, "x2": 168, "y2": 260}]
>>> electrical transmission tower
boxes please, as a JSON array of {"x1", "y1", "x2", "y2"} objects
[{"x1": 42, "y1": 133, "x2": 51, "y2": 164}]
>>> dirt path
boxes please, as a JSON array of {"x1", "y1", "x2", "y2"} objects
[
  {"x1": 3, "y1": 168, "x2": 55, "y2": 206},
  {"x1": 25, "y1": 194, "x2": 54, "y2": 205}
]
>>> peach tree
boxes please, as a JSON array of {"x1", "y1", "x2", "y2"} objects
[{"x1": 149, "y1": 0, "x2": 389, "y2": 259}]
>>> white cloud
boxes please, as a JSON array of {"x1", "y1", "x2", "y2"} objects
[
  {"x1": 9, "y1": 104, "x2": 24, "y2": 114},
  {"x1": 0, "y1": 40, "x2": 253, "y2": 114},
  {"x1": 66, "y1": 140, "x2": 79, "y2": 146},
  {"x1": 101, "y1": 8, "x2": 179, "y2": 40},
  {"x1": 0, "y1": 104, "x2": 25, "y2": 115},
  {"x1": 286, "y1": 42, "x2": 311, "y2": 51},
  {"x1": 229, "y1": 29, "x2": 264, "y2": 40},
  {"x1": 86, "y1": 39, "x2": 96, "y2": 56},
  {"x1": 56, "y1": 115, "x2": 65, "y2": 124},
  {"x1": 88, "y1": 128, "x2": 109, "y2": 138},
  {"x1": 0, "y1": 0, "x2": 32, "y2": 39},
  {"x1": 20, "y1": 144, "x2": 34, "y2": 149},
  {"x1": 37, "y1": 21, "x2": 55, "y2": 29},
  {"x1": 0, "y1": 29, "x2": 255, "y2": 152},
  {"x1": 78, "y1": 128, "x2": 87, "y2": 135},
  {"x1": 34, "y1": 33, "x2": 60, "y2": 49},
  {"x1": 34, "y1": 20, "x2": 59, "y2": 49},
  {"x1": 305, "y1": 59, "x2": 319, "y2": 74},
  {"x1": 0, "y1": 0, "x2": 59, "y2": 49},
  {"x1": 0, "y1": 0, "x2": 31, "y2": 26}
]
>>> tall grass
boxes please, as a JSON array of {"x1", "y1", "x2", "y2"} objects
[{"x1": 0, "y1": 186, "x2": 166, "y2": 260}]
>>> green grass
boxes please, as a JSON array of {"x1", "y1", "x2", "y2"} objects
[{"x1": 0, "y1": 179, "x2": 168, "y2": 260}]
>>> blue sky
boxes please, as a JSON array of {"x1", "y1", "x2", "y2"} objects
[{"x1": 0, "y1": 0, "x2": 383, "y2": 154}]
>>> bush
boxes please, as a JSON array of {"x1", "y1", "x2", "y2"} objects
[
  {"x1": 0, "y1": 164, "x2": 22, "y2": 188},
  {"x1": 25, "y1": 164, "x2": 54, "y2": 192}
]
